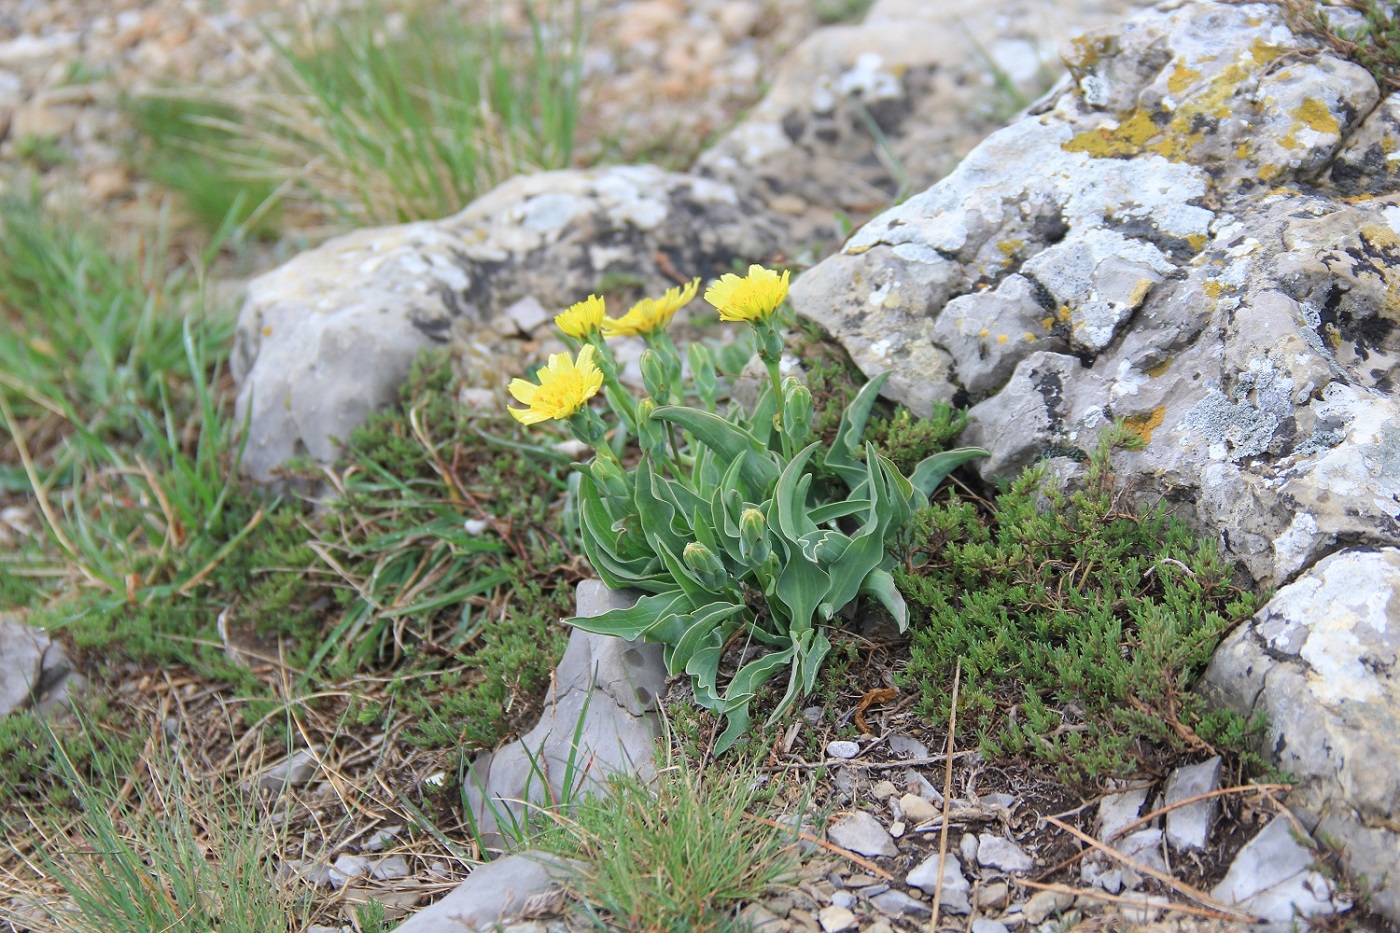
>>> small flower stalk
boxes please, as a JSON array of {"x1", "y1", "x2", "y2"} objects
[{"x1": 504, "y1": 263, "x2": 989, "y2": 752}]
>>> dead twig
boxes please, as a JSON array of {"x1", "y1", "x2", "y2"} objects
[
  {"x1": 1044, "y1": 816, "x2": 1259, "y2": 922},
  {"x1": 1019, "y1": 879, "x2": 1253, "y2": 922},
  {"x1": 930, "y1": 659, "x2": 961, "y2": 932},
  {"x1": 1103, "y1": 783, "x2": 1292, "y2": 844},
  {"x1": 744, "y1": 813, "x2": 896, "y2": 882}
]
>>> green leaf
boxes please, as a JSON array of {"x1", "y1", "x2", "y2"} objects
[
  {"x1": 809, "y1": 499, "x2": 872, "y2": 525},
  {"x1": 859, "y1": 569, "x2": 908, "y2": 631},
  {"x1": 569, "y1": 590, "x2": 693, "y2": 640},
  {"x1": 714, "y1": 644, "x2": 796, "y2": 753},
  {"x1": 773, "y1": 442, "x2": 821, "y2": 543},
  {"x1": 665, "y1": 601, "x2": 745, "y2": 673},
  {"x1": 578, "y1": 476, "x2": 663, "y2": 590},
  {"x1": 908, "y1": 446, "x2": 990, "y2": 501},
  {"x1": 773, "y1": 555, "x2": 831, "y2": 635},
  {"x1": 824, "y1": 372, "x2": 890, "y2": 488},
  {"x1": 654, "y1": 405, "x2": 780, "y2": 492}
]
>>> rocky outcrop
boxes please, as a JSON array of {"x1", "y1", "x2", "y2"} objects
[
  {"x1": 1203, "y1": 548, "x2": 1400, "y2": 920},
  {"x1": 231, "y1": 166, "x2": 786, "y2": 481},
  {"x1": 789, "y1": 1, "x2": 1394, "y2": 590},
  {"x1": 787, "y1": 1, "x2": 1400, "y2": 919}
]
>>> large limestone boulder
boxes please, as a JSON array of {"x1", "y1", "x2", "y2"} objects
[
  {"x1": 231, "y1": 166, "x2": 786, "y2": 481},
  {"x1": 1203, "y1": 548, "x2": 1400, "y2": 920},
  {"x1": 790, "y1": 1, "x2": 1392, "y2": 590},
  {"x1": 788, "y1": 1, "x2": 1400, "y2": 918}
]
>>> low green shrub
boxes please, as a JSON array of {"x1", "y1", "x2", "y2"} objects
[{"x1": 897, "y1": 423, "x2": 1262, "y2": 781}]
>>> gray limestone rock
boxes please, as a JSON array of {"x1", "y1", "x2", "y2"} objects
[
  {"x1": 1202, "y1": 549, "x2": 1400, "y2": 919},
  {"x1": 390, "y1": 852, "x2": 580, "y2": 933},
  {"x1": 905, "y1": 853, "x2": 970, "y2": 914},
  {"x1": 232, "y1": 166, "x2": 786, "y2": 481},
  {"x1": 975, "y1": 833, "x2": 1033, "y2": 873},
  {"x1": 827, "y1": 811, "x2": 898, "y2": 858},
  {"x1": 460, "y1": 582, "x2": 668, "y2": 846},
  {"x1": 787, "y1": 1, "x2": 1399, "y2": 590},
  {"x1": 1096, "y1": 783, "x2": 1150, "y2": 842},
  {"x1": 1211, "y1": 816, "x2": 1347, "y2": 926},
  {"x1": 869, "y1": 889, "x2": 929, "y2": 919},
  {"x1": 696, "y1": 0, "x2": 1151, "y2": 237},
  {"x1": 1163, "y1": 756, "x2": 1222, "y2": 852},
  {"x1": 0, "y1": 617, "x2": 81, "y2": 719}
]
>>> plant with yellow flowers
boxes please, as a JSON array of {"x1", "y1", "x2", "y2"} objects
[{"x1": 508, "y1": 264, "x2": 988, "y2": 751}]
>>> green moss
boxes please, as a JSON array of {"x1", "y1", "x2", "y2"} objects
[{"x1": 896, "y1": 423, "x2": 1261, "y2": 782}]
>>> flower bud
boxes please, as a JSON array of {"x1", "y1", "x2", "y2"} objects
[
  {"x1": 589, "y1": 454, "x2": 630, "y2": 499},
  {"x1": 683, "y1": 542, "x2": 729, "y2": 590},
  {"x1": 781, "y1": 379, "x2": 814, "y2": 445},
  {"x1": 738, "y1": 507, "x2": 770, "y2": 565},
  {"x1": 640, "y1": 349, "x2": 669, "y2": 401},
  {"x1": 635, "y1": 397, "x2": 668, "y2": 461}
]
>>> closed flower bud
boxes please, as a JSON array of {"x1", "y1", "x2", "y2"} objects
[
  {"x1": 682, "y1": 542, "x2": 729, "y2": 590},
  {"x1": 635, "y1": 397, "x2": 668, "y2": 461},
  {"x1": 738, "y1": 507, "x2": 770, "y2": 564},
  {"x1": 782, "y1": 379, "x2": 814, "y2": 443},
  {"x1": 640, "y1": 349, "x2": 669, "y2": 401},
  {"x1": 589, "y1": 455, "x2": 630, "y2": 498}
]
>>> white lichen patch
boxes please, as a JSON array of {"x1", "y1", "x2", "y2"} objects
[
  {"x1": 519, "y1": 192, "x2": 585, "y2": 234},
  {"x1": 1272, "y1": 510, "x2": 1319, "y2": 580},
  {"x1": 1263, "y1": 555, "x2": 1394, "y2": 705},
  {"x1": 1182, "y1": 388, "x2": 1279, "y2": 460}
]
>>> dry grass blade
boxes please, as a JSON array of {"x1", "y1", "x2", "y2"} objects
[
  {"x1": 929, "y1": 658, "x2": 960, "y2": 931},
  {"x1": 1020, "y1": 879, "x2": 1255, "y2": 922},
  {"x1": 744, "y1": 813, "x2": 895, "y2": 882}
]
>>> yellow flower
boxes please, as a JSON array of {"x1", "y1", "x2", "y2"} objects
[
  {"x1": 601, "y1": 278, "x2": 699, "y2": 337},
  {"x1": 703, "y1": 265, "x2": 790, "y2": 323},
  {"x1": 555, "y1": 295, "x2": 606, "y2": 340},
  {"x1": 508, "y1": 345, "x2": 604, "y2": 425}
]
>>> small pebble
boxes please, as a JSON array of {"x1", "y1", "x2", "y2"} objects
[
  {"x1": 817, "y1": 905, "x2": 857, "y2": 932},
  {"x1": 899, "y1": 793, "x2": 939, "y2": 826},
  {"x1": 826, "y1": 740, "x2": 861, "y2": 759},
  {"x1": 371, "y1": 854, "x2": 411, "y2": 881}
]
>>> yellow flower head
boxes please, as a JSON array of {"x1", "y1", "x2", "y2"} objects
[
  {"x1": 601, "y1": 278, "x2": 699, "y2": 337},
  {"x1": 508, "y1": 345, "x2": 604, "y2": 425},
  {"x1": 704, "y1": 265, "x2": 790, "y2": 323},
  {"x1": 555, "y1": 295, "x2": 606, "y2": 340}
]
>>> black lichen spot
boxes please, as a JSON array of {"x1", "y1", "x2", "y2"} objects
[
  {"x1": 1031, "y1": 365, "x2": 1068, "y2": 426},
  {"x1": 1030, "y1": 210, "x2": 1069, "y2": 247},
  {"x1": 410, "y1": 312, "x2": 452, "y2": 344}
]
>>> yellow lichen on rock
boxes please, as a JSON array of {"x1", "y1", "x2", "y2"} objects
[
  {"x1": 1168, "y1": 61, "x2": 1202, "y2": 95},
  {"x1": 1122, "y1": 405, "x2": 1167, "y2": 443}
]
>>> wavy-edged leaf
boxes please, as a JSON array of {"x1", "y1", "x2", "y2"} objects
[
  {"x1": 578, "y1": 476, "x2": 663, "y2": 591},
  {"x1": 652, "y1": 406, "x2": 779, "y2": 491},
  {"x1": 665, "y1": 601, "x2": 745, "y2": 673},
  {"x1": 773, "y1": 442, "x2": 821, "y2": 544},
  {"x1": 568, "y1": 590, "x2": 693, "y2": 640},
  {"x1": 809, "y1": 499, "x2": 871, "y2": 525},
  {"x1": 714, "y1": 644, "x2": 796, "y2": 753},
  {"x1": 773, "y1": 555, "x2": 831, "y2": 636}
]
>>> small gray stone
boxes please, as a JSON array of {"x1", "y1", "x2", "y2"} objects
[
  {"x1": 976, "y1": 833, "x2": 1034, "y2": 873},
  {"x1": 257, "y1": 748, "x2": 321, "y2": 793},
  {"x1": 887, "y1": 733, "x2": 930, "y2": 759},
  {"x1": 1097, "y1": 783, "x2": 1150, "y2": 842},
  {"x1": 830, "y1": 891, "x2": 855, "y2": 910},
  {"x1": 958, "y1": 833, "x2": 979, "y2": 865},
  {"x1": 975, "y1": 881, "x2": 1009, "y2": 910},
  {"x1": 827, "y1": 811, "x2": 898, "y2": 858},
  {"x1": 1022, "y1": 889, "x2": 1073, "y2": 925},
  {"x1": 1163, "y1": 757, "x2": 1222, "y2": 852},
  {"x1": 372, "y1": 855, "x2": 411, "y2": 881},
  {"x1": 0, "y1": 619, "x2": 48, "y2": 717},
  {"x1": 364, "y1": 825, "x2": 403, "y2": 852},
  {"x1": 817, "y1": 905, "x2": 857, "y2": 932},
  {"x1": 870, "y1": 889, "x2": 930, "y2": 919},
  {"x1": 392, "y1": 852, "x2": 581, "y2": 932},
  {"x1": 899, "y1": 793, "x2": 939, "y2": 826},
  {"x1": 971, "y1": 920, "x2": 1010, "y2": 933},
  {"x1": 329, "y1": 853, "x2": 370, "y2": 887},
  {"x1": 906, "y1": 853, "x2": 970, "y2": 913},
  {"x1": 826, "y1": 740, "x2": 861, "y2": 759},
  {"x1": 1211, "y1": 816, "x2": 1347, "y2": 923}
]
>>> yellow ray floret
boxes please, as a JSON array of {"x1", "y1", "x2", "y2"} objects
[
  {"x1": 602, "y1": 278, "x2": 700, "y2": 337},
  {"x1": 555, "y1": 294, "x2": 606, "y2": 340},
  {"x1": 704, "y1": 265, "x2": 790, "y2": 323},
  {"x1": 508, "y1": 345, "x2": 604, "y2": 424}
]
